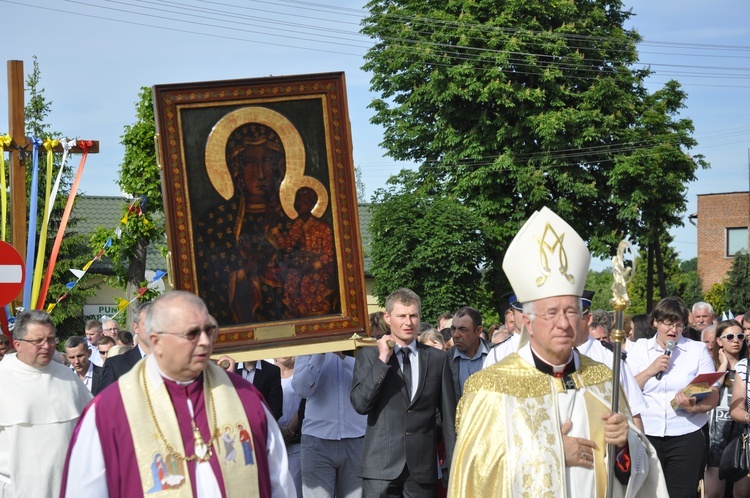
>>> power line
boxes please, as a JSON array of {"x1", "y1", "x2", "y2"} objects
[
  {"x1": 0, "y1": 0, "x2": 744, "y2": 87},
  {"x1": 45, "y1": 0, "x2": 750, "y2": 86}
]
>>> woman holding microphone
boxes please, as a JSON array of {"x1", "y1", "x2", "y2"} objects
[{"x1": 628, "y1": 297, "x2": 719, "y2": 498}]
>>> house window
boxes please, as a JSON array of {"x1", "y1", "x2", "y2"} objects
[{"x1": 727, "y1": 227, "x2": 749, "y2": 257}]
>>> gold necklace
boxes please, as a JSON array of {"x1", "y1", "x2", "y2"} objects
[{"x1": 141, "y1": 365, "x2": 220, "y2": 463}]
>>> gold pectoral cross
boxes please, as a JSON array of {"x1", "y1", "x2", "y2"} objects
[{"x1": 192, "y1": 421, "x2": 212, "y2": 462}]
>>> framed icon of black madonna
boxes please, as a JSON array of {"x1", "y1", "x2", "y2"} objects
[{"x1": 153, "y1": 72, "x2": 368, "y2": 353}]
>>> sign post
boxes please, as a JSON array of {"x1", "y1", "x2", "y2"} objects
[{"x1": 0, "y1": 241, "x2": 24, "y2": 307}]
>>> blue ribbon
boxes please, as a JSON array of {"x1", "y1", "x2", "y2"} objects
[{"x1": 22, "y1": 137, "x2": 43, "y2": 309}]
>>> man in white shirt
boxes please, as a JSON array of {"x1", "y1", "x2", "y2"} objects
[
  {"x1": 65, "y1": 335, "x2": 103, "y2": 393},
  {"x1": 0, "y1": 310, "x2": 91, "y2": 497},
  {"x1": 84, "y1": 319, "x2": 104, "y2": 366},
  {"x1": 691, "y1": 302, "x2": 715, "y2": 332},
  {"x1": 102, "y1": 318, "x2": 120, "y2": 339},
  {"x1": 483, "y1": 293, "x2": 525, "y2": 368},
  {"x1": 575, "y1": 291, "x2": 646, "y2": 431}
]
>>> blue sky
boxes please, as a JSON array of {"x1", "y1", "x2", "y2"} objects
[{"x1": 0, "y1": 0, "x2": 748, "y2": 269}]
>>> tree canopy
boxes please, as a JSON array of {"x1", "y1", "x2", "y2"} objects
[
  {"x1": 724, "y1": 251, "x2": 750, "y2": 315},
  {"x1": 369, "y1": 171, "x2": 486, "y2": 322},
  {"x1": 91, "y1": 86, "x2": 164, "y2": 327},
  {"x1": 362, "y1": 0, "x2": 707, "y2": 314}
]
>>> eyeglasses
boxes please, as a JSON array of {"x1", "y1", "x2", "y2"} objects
[
  {"x1": 103, "y1": 327, "x2": 119, "y2": 332},
  {"x1": 659, "y1": 321, "x2": 685, "y2": 332},
  {"x1": 721, "y1": 333, "x2": 746, "y2": 342},
  {"x1": 17, "y1": 336, "x2": 59, "y2": 347},
  {"x1": 156, "y1": 325, "x2": 218, "y2": 342},
  {"x1": 98, "y1": 350, "x2": 109, "y2": 355},
  {"x1": 531, "y1": 309, "x2": 582, "y2": 323}
]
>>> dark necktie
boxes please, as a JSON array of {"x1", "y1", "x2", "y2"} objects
[{"x1": 402, "y1": 348, "x2": 412, "y2": 398}]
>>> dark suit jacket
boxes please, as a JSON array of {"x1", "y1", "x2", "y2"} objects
[
  {"x1": 350, "y1": 342, "x2": 457, "y2": 484},
  {"x1": 236, "y1": 360, "x2": 283, "y2": 420},
  {"x1": 447, "y1": 337, "x2": 493, "y2": 400},
  {"x1": 94, "y1": 346, "x2": 143, "y2": 395},
  {"x1": 91, "y1": 364, "x2": 103, "y2": 395}
]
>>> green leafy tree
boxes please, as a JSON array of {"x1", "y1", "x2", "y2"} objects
[
  {"x1": 626, "y1": 242, "x2": 684, "y2": 314},
  {"x1": 680, "y1": 258, "x2": 697, "y2": 273},
  {"x1": 361, "y1": 0, "x2": 705, "y2": 316},
  {"x1": 608, "y1": 81, "x2": 707, "y2": 309},
  {"x1": 91, "y1": 87, "x2": 164, "y2": 327},
  {"x1": 704, "y1": 282, "x2": 727, "y2": 317},
  {"x1": 724, "y1": 250, "x2": 750, "y2": 313},
  {"x1": 23, "y1": 57, "x2": 99, "y2": 337},
  {"x1": 369, "y1": 171, "x2": 485, "y2": 322},
  {"x1": 673, "y1": 258, "x2": 702, "y2": 308},
  {"x1": 585, "y1": 269, "x2": 616, "y2": 311}
]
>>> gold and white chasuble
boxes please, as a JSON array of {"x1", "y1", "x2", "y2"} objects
[{"x1": 449, "y1": 346, "x2": 668, "y2": 498}]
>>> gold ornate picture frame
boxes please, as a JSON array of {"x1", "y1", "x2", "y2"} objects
[{"x1": 153, "y1": 72, "x2": 367, "y2": 355}]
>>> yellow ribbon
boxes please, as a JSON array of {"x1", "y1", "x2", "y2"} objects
[
  {"x1": 30, "y1": 138, "x2": 60, "y2": 309},
  {"x1": 43, "y1": 138, "x2": 60, "y2": 152},
  {"x1": 0, "y1": 134, "x2": 12, "y2": 242},
  {"x1": 117, "y1": 297, "x2": 129, "y2": 311}
]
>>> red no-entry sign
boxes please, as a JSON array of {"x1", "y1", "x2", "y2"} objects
[{"x1": 0, "y1": 242, "x2": 25, "y2": 306}]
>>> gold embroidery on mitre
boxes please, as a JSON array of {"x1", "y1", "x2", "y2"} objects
[{"x1": 535, "y1": 222, "x2": 575, "y2": 287}]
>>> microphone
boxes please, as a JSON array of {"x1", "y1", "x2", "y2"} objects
[{"x1": 655, "y1": 339, "x2": 676, "y2": 380}]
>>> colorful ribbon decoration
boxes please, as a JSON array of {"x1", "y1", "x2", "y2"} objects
[
  {"x1": 22, "y1": 137, "x2": 43, "y2": 310},
  {"x1": 46, "y1": 249, "x2": 167, "y2": 315},
  {"x1": 45, "y1": 196, "x2": 142, "y2": 312},
  {"x1": 36, "y1": 140, "x2": 93, "y2": 310},
  {"x1": 30, "y1": 138, "x2": 60, "y2": 309},
  {"x1": 43, "y1": 196, "x2": 167, "y2": 314},
  {"x1": 109, "y1": 270, "x2": 167, "y2": 320},
  {"x1": 0, "y1": 134, "x2": 11, "y2": 242},
  {"x1": 47, "y1": 139, "x2": 75, "y2": 219}
]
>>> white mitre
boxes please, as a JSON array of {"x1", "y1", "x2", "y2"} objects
[{"x1": 502, "y1": 206, "x2": 590, "y2": 302}]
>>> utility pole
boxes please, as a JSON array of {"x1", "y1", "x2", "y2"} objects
[{"x1": 5, "y1": 59, "x2": 99, "y2": 303}]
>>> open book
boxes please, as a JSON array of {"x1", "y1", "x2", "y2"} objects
[{"x1": 670, "y1": 371, "x2": 727, "y2": 411}]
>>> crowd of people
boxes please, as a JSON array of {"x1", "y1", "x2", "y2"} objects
[{"x1": 1, "y1": 206, "x2": 749, "y2": 497}]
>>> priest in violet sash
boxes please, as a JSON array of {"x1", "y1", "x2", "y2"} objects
[
  {"x1": 61, "y1": 290, "x2": 296, "y2": 498},
  {"x1": 448, "y1": 207, "x2": 668, "y2": 497}
]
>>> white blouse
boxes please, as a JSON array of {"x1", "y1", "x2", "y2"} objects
[
  {"x1": 628, "y1": 336, "x2": 716, "y2": 437},
  {"x1": 736, "y1": 358, "x2": 750, "y2": 412}
]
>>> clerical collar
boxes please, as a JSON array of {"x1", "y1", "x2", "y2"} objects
[
  {"x1": 530, "y1": 348, "x2": 575, "y2": 378},
  {"x1": 154, "y1": 361, "x2": 201, "y2": 386}
]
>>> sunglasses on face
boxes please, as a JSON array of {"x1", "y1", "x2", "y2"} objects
[{"x1": 721, "y1": 333, "x2": 746, "y2": 342}]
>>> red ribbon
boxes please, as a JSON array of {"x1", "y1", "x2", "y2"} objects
[{"x1": 36, "y1": 141, "x2": 93, "y2": 310}]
